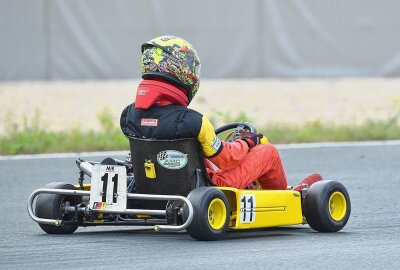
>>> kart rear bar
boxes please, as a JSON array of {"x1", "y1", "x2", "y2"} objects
[{"x1": 27, "y1": 188, "x2": 193, "y2": 232}]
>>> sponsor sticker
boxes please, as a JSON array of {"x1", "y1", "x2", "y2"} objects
[
  {"x1": 141, "y1": 118, "x2": 158, "y2": 127},
  {"x1": 93, "y1": 202, "x2": 107, "y2": 210},
  {"x1": 211, "y1": 136, "x2": 222, "y2": 151},
  {"x1": 137, "y1": 88, "x2": 149, "y2": 96},
  {"x1": 157, "y1": 150, "x2": 188, "y2": 170}
]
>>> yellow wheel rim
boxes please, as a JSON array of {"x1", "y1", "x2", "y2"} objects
[
  {"x1": 328, "y1": 192, "x2": 347, "y2": 221},
  {"x1": 207, "y1": 198, "x2": 227, "y2": 230}
]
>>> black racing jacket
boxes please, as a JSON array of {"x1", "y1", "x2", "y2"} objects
[{"x1": 120, "y1": 103, "x2": 223, "y2": 158}]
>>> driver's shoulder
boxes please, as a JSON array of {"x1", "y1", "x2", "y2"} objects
[{"x1": 179, "y1": 107, "x2": 204, "y2": 124}]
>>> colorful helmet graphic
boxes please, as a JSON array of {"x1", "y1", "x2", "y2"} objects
[{"x1": 141, "y1": 36, "x2": 201, "y2": 103}]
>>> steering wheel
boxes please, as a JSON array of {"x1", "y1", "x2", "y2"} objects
[{"x1": 214, "y1": 122, "x2": 257, "y2": 143}]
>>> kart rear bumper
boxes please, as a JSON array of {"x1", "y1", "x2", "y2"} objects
[{"x1": 27, "y1": 188, "x2": 193, "y2": 232}]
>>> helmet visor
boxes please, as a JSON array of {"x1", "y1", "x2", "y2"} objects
[{"x1": 194, "y1": 62, "x2": 201, "y2": 78}]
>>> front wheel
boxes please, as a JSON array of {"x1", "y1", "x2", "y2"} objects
[
  {"x1": 35, "y1": 182, "x2": 81, "y2": 234},
  {"x1": 186, "y1": 187, "x2": 230, "y2": 241},
  {"x1": 303, "y1": 180, "x2": 351, "y2": 232}
]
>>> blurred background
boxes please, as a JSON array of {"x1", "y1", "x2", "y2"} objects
[{"x1": 0, "y1": 0, "x2": 399, "y2": 153}]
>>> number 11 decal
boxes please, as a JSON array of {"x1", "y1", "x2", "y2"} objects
[
  {"x1": 90, "y1": 165, "x2": 127, "y2": 212},
  {"x1": 100, "y1": 172, "x2": 119, "y2": 203},
  {"x1": 240, "y1": 194, "x2": 256, "y2": 223}
]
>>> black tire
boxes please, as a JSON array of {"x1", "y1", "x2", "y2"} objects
[
  {"x1": 186, "y1": 187, "x2": 230, "y2": 241},
  {"x1": 35, "y1": 182, "x2": 81, "y2": 234},
  {"x1": 303, "y1": 180, "x2": 351, "y2": 232}
]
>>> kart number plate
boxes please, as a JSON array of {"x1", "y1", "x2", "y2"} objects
[
  {"x1": 89, "y1": 165, "x2": 127, "y2": 212},
  {"x1": 240, "y1": 194, "x2": 256, "y2": 223}
]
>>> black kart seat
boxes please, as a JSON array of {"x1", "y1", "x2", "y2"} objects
[{"x1": 129, "y1": 137, "x2": 210, "y2": 210}]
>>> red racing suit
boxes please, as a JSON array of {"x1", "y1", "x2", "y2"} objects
[{"x1": 120, "y1": 79, "x2": 287, "y2": 190}]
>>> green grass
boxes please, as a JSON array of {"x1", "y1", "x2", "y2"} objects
[
  {"x1": 0, "y1": 109, "x2": 129, "y2": 155},
  {"x1": 261, "y1": 120, "x2": 400, "y2": 143},
  {"x1": 0, "y1": 109, "x2": 399, "y2": 155},
  {"x1": 211, "y1": 110, "x2": 400, "y2": 143}
]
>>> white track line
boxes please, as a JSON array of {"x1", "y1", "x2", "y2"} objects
[
  {"x1": 1, "y1": 140, "x2": 399, "y2": 161},
  {"x1": 275, "y1": 140, "x2": 400, "y2": 149}
]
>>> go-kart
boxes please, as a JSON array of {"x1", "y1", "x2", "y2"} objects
[{"x1": 28, "y1": 122, "x2": 351, "y2": 241}]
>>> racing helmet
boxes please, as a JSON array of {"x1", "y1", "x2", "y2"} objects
[{"x1": 141, "y1": 36, "x2": 201, "y2": 103}]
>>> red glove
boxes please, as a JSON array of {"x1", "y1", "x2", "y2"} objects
[{"x1": 240, "y1": 132, "x2": 263, "y2": 149}]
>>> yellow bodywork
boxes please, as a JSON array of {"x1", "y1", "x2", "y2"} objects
[{"x1": 218, "y1": 187, "x2": 303, "y2": 230}]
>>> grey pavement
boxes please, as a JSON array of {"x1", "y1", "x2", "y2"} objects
[{"x1": 0, "y1": 144, "x2": 399, "y2": 269}]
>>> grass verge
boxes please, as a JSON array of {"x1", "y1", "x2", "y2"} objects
[
  {"x1": 0, "y1": 109, "x2": 129, "y2": 155},
  {"x1": 0, "y1": 109, "x2": 399, "y2": 155},
  {"x1": 262, "y1": 121, "x2": 400, "y2": 143}
]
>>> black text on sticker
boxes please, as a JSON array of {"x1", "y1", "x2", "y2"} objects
[
  {"x1": 240, "y1": 194, "x2": 256, "y2": 223},
  {"x1": 141, "y1": 118, "x2": 158, "y2": 127}
]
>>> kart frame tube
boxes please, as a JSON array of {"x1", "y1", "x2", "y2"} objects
[{"x1": 27, "y1": 188, "x2": 194, "y2": 232}]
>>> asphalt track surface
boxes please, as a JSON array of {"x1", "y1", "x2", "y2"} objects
[{"x1": 1, "y1": 143, "x2": 399, "y2": 269}]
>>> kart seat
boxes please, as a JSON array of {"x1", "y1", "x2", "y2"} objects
[{"x1": 128, "y1": 137, "x2": 210, "y2": 210}]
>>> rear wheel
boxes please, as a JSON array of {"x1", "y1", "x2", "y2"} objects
[
  {"x1": 186, "y1": 187, "x2": 230, "y2": 241},
  {"x1": 303, "y1": 180, "x2": 351, "y2": 232},
  {"x1": 35, "y1": 182, "x2": 81, "y2": 234}
]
